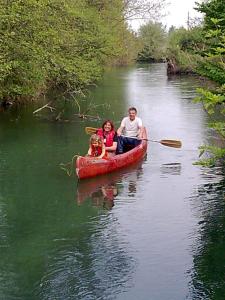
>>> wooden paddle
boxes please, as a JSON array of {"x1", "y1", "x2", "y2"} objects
[
  {"x1": 85, "y1": 127, "x2": 182, "y2": 148},
  {"x1": 85, "y1": 127, "x2": 98, "y2": 135}
]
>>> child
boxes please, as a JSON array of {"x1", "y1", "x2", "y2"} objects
[{"x1": 87, "y1": 134, "x2": 107, "y2": 159}]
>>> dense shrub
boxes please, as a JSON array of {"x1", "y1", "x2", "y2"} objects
[{"x1": 0, "y1": 0, "x2": 139, "y2": 103}]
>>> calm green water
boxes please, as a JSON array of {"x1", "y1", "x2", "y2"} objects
[{"x1": 0, "y1": 63, "x2": 224, "y2": 300}]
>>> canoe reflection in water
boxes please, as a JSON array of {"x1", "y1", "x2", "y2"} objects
[
  {"x1": 76, "y1": 160, "x2": 145, "y2": 209},
  {"x1": 77, "y1": 174, "x2": 119, "y2": 210},
  {"x1": 89, "y1": 185, "x2": 117, "y2": 210}
]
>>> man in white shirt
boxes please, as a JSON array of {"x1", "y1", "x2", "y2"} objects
[{"x1": 116, "y1": 107, "x2": 144, "y2": 154}]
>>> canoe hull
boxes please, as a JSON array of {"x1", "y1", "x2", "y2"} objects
[{"x1": 76, "y1": 130, "x2": 148, "y2": 179}]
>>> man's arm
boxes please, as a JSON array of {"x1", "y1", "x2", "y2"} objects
[
  {"x1": 137, "y1": 126, "x2": 144, "y2": 139},
  {"x1": 117, "y1": 126, "x2": 124, "y2": 136},
  {"x1": 137, "y1": 118, "x2": 144, "y2": 138},
  {"x1": 117, "y1": 118, "x2": 125, "y2": 136}
]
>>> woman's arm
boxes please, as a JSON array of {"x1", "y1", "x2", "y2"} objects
[{"x1": 105, "y1": 142, "x2": 117, "y2": 152}]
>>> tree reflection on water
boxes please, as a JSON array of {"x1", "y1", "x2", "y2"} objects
[
  {"x1": 76, "y1": 160, "x2": 144, "y2": 208},
  {"x1": 189, "y1": 168, "x2": 225, "y2": 300}
]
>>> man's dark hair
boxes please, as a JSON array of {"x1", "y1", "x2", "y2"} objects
[{"x1": 128, "y1": 107, "x2": 137, "y2": 113}]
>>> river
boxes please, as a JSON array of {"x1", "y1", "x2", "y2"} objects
[{"x1": 0, "y1": 63, "x2": 224, "y2": 300}]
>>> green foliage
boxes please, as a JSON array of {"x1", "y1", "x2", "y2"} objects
[
  {"x1": 168, "y1": 46, "x2": 201, "y2": 73},
  {"x1": 194, "y1": 85, "x2": 225, "y2": 167},
  {"x1": 167, "y1": 26, "x2": 205, "y2": 54},
  {"x1": 209, "y1": 121, "x2": 225, "y2": 137},
  {"x1": 197, "y1": 59, "x2": 225, "y2": 84},
  {"x1": 137, "y1": 21, "x2": 167, "y2": 61},
  {"x1": 195, "y1": 88, "x2": 225, "y2": 115},
  {"x1": 194, "y1": 145, "x2": 225, "y2": 167},
  {"x1": 166, "y1": 26, "x2": 205, "y2": 73},
  {"x1": 0, "y1": 0, "x2": 139, "y2": 103},
  {"x1": 193, "y1": 0, "x2": 225, "y2": 166},
  {"x1": 196, "y1": 0, "x2": 225, "y2": 31},
  {"x1": 194, "y1": 1, "x2": 225, "y2": 85},
  {"x1": 166, "y1": 0, "x2": 225, "y2": 166}
]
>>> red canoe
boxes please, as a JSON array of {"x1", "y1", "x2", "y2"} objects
[{"x1": 76, "y1": 128, "x2": 147, "y2": 179}]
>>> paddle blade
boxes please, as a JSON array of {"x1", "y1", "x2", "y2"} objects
[
  {"x1": 85, "y1": 127, "x2": 98, "y2": 135},
  {"x1": 160, "y1": 139, "x2": 182, "y2": 148}
]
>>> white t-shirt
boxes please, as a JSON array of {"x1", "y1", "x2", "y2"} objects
[{"x1": 120, "y1": 117, "x2": 143, "y2": 137}]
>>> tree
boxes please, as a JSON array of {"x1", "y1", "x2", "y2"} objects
[
  {"x1": 194, "y1": 0, "x2": 225, "y2": 166},
  {"x1": 0, "y1": 0, "x2": 139, "y2": 105},
  {"x1": 165, "y1": 0, "x2": 225, "y2": 165},
  {"x1": 122, "y1": 0, "x2": 168, "y2": 21},
  {"x1": 137, "y1": 21, "x2": 167, "y2": 61},
  {"x1": 0, "y1": 0, "x2": 170, "y2": 108}
]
